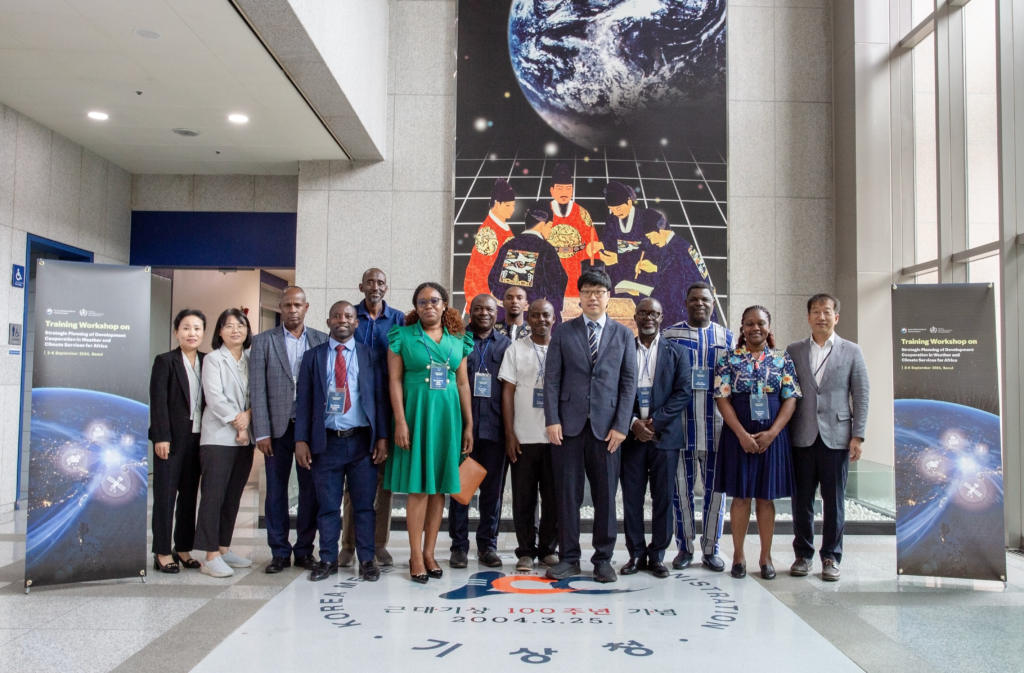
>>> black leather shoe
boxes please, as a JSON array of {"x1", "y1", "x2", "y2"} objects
[
  {"x1": 153, "y1": 555, "x2": 180, "y2": 574},
  {"x1": 672, "y1": 551, "x2": 693, "y2": 570},
  {"x1": 730, "y1": 563, "x2": 747, "y2": 579},
  {"x1": 702, "y1": 554, "x2": 726, "y2": 572},
  {"x1": 360, "y1": 561, "x2": 380, "y2": 582},
  {"x1": 265, "y1": 557, "x2": 291, "y2": 574},
  {"x1": 619, "y1": 558, "x2": 643, "y2": 575},
  {"x1": 650, "y1": 561, "x2": 670, "y2": 578},
  {"x1": 426, "y1": 562, "x2": 443, "y2": 579},
  {"x1": 593, "y1": 562, "x2": 617, "y2": 583},
  {"x1": 172, "y1": 550, "x2": 201, "y2": 569},
  {"x1": 449, "y1": 550, "x2": 469, "y2": 568},
  {"x1": 295, "y1": 554, "x2": 319, "y2": 571},
  {"x1": 411, "y1": 572, "x2": 429, "y2": 584},
  {"x1": 478, "y1": 550, "x2": 503, "y2": 567},
  {"x1": 760, "y1": 564, "x2": 776, "y2": 580},
  {"x1": 309, "y1": 561, "x2": 339, "y2": 582},
  {"x1": 546, "y1": 561, "x2": 582, "y2": 580}
]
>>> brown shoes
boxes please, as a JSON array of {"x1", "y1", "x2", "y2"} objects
[{"x1": 822, "y1": 558, "x2": 841, "y2": 582}]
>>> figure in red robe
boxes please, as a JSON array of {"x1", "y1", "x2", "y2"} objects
[
  {"x1": 464, "y1": 178, "x2": 515, "y2": 309},
  {"x1": 546, "y1": 163, "x2": 602, "y2": 298}
]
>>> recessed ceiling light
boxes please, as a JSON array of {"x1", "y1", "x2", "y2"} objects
[
  {"x1": 87, "y1": 111, "x2": 109, "y2": 120},
  {"x1": 228, "y1": 114, "x2": 248, "y2": 124},
  {"x1": 172, "y1": 128, "x2": 200, "y2": 137},
  {"x1": 134, "y1": 29, "x2": 161, "y2": 40}
]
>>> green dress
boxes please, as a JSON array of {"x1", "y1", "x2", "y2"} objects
[{"x1": 384, "y1": 323, "x2": 474, "y2": 494}]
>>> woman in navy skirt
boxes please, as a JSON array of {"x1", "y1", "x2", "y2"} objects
[{"x1": 713, "y1": 305, "x2": 801, "y2": 580}]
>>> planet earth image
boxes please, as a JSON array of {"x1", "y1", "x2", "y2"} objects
[
  {"x1": 26, "y1": 387, "x2": 148, "y2": 587},
  {"x1": 893, "y1": 399, "x2": 1005, "y2": 580},
  {"x1": 508, "y1": 0, "x2": 726, "y2": 148}
]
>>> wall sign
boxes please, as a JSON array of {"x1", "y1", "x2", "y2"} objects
[
  {"x1": 12, "y1": 264, "x2": 24, "y2": 288},
  {"x1": 8, "y1": 323, "x2": 21, "y2": 346}
]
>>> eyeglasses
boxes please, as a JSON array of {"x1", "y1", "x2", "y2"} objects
[
  {"x1": 416, "y1": 297, "x2": 443, "y2": 308},
  {"x1": 635, "y1": 310, "x2": 662, "y2": 319},
  {"x1": 579, "y1": 289, "x2": 608, "y2": 299}
]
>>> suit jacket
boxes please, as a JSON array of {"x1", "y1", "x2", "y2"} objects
[
  {"x1": 544, "y1": 315, "x2": 638, "y2": 439},
  {"x1": 294, "y1": 340, "x2": 388, "y2": 455},
  {"x1": 467, "y1": 330, "x2": 512, "y2": 444},
  {"x1": 249, "y1": 325, "x2": 329, "y2": 439},
  {"x1": 630, "y1": 338, "x2": 692, "y2": 451},
  {"x1": 200, "y1": 346, "x2": 253, "y2": 446},
  {"x1": 786, "y1": 334, "x2": 870, "y2": 450},
  {"x1": 149, "y1": 347, "x2": 207, "y2": 449}
]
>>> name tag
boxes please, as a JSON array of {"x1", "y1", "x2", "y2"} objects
[
  {"x1": 750, "y1": 395, "x2": 769, "y2": 421},
  {"x1": 430, "y1": 366, "x2": 449, "y2": 390},
  {"x1": 692, "y1": 367, "x2": 710, "y2": 390},
  {"x1": 326, "y1": 389, "x2": 346, "y2": 415},
  {"x1": 474, "y1": 372, "x2": 492, "y2": 397},
  {"x1": 532, "y1": 388, "x2": 544, "y2": 408},
  {"x1": 638, "y1": 386, "x2": 652, "y2": 408}
]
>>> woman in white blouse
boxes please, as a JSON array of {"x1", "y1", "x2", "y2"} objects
[{"x1": 194, "y1": 308, "x2": 255, "y2": 578}]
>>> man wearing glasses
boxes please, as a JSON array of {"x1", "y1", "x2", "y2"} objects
[{"x1": 543, "y1": 269, "x2": 637, "y2": 583}]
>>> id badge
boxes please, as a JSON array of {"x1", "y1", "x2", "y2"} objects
[
  {"x1": 532, "y1": 388, "x2": 544, "y2": 408},
  {"x1": 692, "y1": 367, "x2": 710, "y2": 390},
  {"x1": 430, "y1": 366, "x2": 449, "y2": 390},
  {"x1": 750, "y1": 395, "x2": 769, "y2": 421},
  {"x1": 326, "y1": 389, "x2": 346, "y2": 415},
  {"x1": 474, "y1": 372, "x2": 492, "y2": 397},
  {"x1": 638, "y1": 386, "x2": 653, "y2": 408}
]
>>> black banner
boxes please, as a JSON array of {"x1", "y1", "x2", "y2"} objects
[
  {"x1": 26, "y1": 261, "x2": 151, "y2": 589},
  {"x1": 891, "y1": 284, "x2": 1005, "y2": 581}
]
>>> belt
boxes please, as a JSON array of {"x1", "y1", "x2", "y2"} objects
[{"x1": 326, "y1": 426, "x2": 370, "y2": 439}]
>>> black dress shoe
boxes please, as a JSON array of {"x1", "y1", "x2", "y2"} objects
[
  {"x1": 360, "y1": 561, "x2": 380, "y2": 582},
  {"x1": 760, "y1": 564, "x2": 776, "y2": 580},
  {"x1": 265, "y1": 557, "x2": 291, "y2": 574},
  {"x1": 619, "y1": 558, "x2": 642, "y2": 575},
  {"x1": 172, "y1": 550, "x2": 201, "y2": 569},
  {"x1": 730, "y1": 563, "x2": 747, "y2": 579},
  {"x1": 593, "y1": 562, "x2": 617, "y2": 583},
  {"x1": 426, "y1": 562, "x2": 443, "y2": 579},
  {"x1": 701, "y1": 554, "x2": 726, "y2": 572},
  {"x1": 411, "y1": 573, "x2": 429, "y2": 584},
  {"x1": 649, "y1": 561, "x2": 670, "y2": 578},
  {"x1": 449, "y1": 550, "x2": 469, "y2": 568},
  {"x1": 295, "y1": 555, "x2": 319, "y2": 571},
  {"x1": 478, "y1": 550, "x2": 503, "y2": 567},
  {"x1": 309, "y1": 561, "x2": 339, "y2": 582},
  {"x1": 546, "y1": 561, "x2": 582, "y2": 580},
  {"x1": 672, "y1": 550, "x2": 693, "y2": 570},
  {"x1": 153, "y1": 555, "x2": 180, "y2": 574}
]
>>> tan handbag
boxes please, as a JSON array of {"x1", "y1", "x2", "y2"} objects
[{"x1": 452, "y1": 456, "x2": 487, "y2": 506}]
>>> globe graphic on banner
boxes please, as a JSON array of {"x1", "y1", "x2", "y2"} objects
[
  {"x1": 508, "y1": 0, "x2": 726, "y2": 148},
  {"x1": 894, "y1": 399, "x2": 1003, "y2": 578},
  {"x1": 26, "y1": 387, "x2": 148, "y2": 583}
]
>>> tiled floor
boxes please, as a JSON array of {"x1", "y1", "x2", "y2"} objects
[{"x1": 0, "y1": 467, "x2": 1022, "y2": 672}]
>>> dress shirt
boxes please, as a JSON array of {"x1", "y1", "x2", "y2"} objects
[
  {"x1": 584, "y1": 312, "x2": 609, "y2": 350},
  {"x1": 354, "y1": 299, "x2": 405, "y2": 355},
  {"x1": 810, "y1": 332, "x2": 836, "y2": 385},
  {"x1": 182, "y1": 351, "x2": 203, "y2": 433},
  {"x1": 326, "y1": 337, "x2": 369, "y2": 430},
  {"x1": 633, "y1": 335, "x2": 659, "y2": 422},
  {"x1": 284, "y1": 325, "x2": 309, "y2": 418}
]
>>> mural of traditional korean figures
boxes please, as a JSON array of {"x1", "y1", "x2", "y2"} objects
[{"x1": 453, "y1": 0, "x2": 728, "y2": 330}]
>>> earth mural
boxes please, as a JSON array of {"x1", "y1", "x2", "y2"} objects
[{"x1": 893, "y1": 399, "x2": 1006, "y2": 580}]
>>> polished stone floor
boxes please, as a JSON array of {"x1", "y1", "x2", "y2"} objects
[{"x1": 0, "y1": 467, "x2": 1022, "y2": 673}]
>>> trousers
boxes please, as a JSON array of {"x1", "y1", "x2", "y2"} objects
[
  {"x1": 194, "y1": 444, "x2": 254, "y2": 552},
  {"x1": 510, "y1": 442, "x2": 558, "y2": 559},
  {"x1": 449, "y1": 438, "x2": 507, "y2": 552},
  {"x1": 792, "y1": 434, "x2": 850, "y2": 564},
  {"x1": 342, "y1": 462, "x2": 392, "y2": 552},
  {"x1": 264, "y1": 420, "x2": 319, "y2": 559},
  {"x1": 621, "y1": 439, "x2": 678, "y2": 563},
  {"x1": 311, "y1": 429, "x2": 378, "y2": 564},
  {"x1": 151, "y1": 432, "x2": 201, "y2": 555},
  {"x1": 673, "y1": 448, "x2": 727, "y2": 555}
]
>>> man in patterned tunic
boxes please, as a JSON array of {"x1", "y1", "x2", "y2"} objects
[
  {"x1": 547, "y1": 163, "x2": 602, "y2": 300},
  {"x1": 465, "y1": 178, "x2": 516, "y2": 308}
]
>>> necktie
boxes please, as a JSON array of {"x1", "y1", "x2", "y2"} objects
[
  {"x1": 335, "y1": 345, "x2": 352, "y2": 413},
  {"x1": 588, "y1": 321, "x2": 599, "y2": 364}
]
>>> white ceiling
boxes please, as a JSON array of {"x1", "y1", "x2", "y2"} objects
[{"x1": 0, "y1": 0, "x2": 347, "y2": 174}]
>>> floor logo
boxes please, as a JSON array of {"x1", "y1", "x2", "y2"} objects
[{"x1": 440, "y1": 571, "x2": 646, "y2": 600}]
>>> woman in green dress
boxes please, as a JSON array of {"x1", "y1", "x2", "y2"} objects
[{"x1": 386, "y1": 282, "x2": 474, "y2": 583}]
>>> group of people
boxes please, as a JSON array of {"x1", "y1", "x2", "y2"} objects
[{"x1": 149, "y1": 264, "x2": 870, "y2": 586}]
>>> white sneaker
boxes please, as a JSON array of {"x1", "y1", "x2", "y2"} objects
[
  {"x1": 221, "y1": 549, "x2": 252, "y2": 568},
  {"x1": 201, "y1": 555, "x2": 234, "y2": 578}
]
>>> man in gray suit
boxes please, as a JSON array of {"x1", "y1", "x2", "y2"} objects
[
  {"x1": 250, "y1": 286, "x2": 329, "y2": 574},
  {"x1": 786, "y1": 293, "x2": 870, "y2": 582},
  {"x1": 544, "y1": 269, "x2": 637, "y2": 583}
]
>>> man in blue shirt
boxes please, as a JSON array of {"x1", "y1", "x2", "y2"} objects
[{"x1": 340, "y1": 268, "x2": 406, "y2": 567}]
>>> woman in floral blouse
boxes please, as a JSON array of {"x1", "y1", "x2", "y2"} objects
[{"x1": 714, "y1": 305, "x2": 802, "y2": 581}]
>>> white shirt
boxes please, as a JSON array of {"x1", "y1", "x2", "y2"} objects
[
  {"x1": 634, "y1": 335, "x2": 659, "y2": 421},
  {"x1": 489, "y1": 212, "x2": 510, "y2": 231},
  {"x1": 584, "y1": 313, "x2": 608, "y2": 350},
  {"x1": 182, "y1": 351, "x2": 203, "y2": 433},
  {"x1": 616, "y1": 207, "x2": 636, "y2": 234},
  {"x1": 498, "y1": 339, "x2": 550, "y2": 445},
  {"x1": 810, "y1": 333, "x2": 836, "y2": 385},
  {"x1": 551, "y1": 200, "x2": 573, "y2": 218}
]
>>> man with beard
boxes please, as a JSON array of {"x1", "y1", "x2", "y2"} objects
[
  {"x1": 487, "y1": 201, "x2": 568, "y2": 324},
  {"x1": 464, "y1": 178, "x2": 516, "y2": 309},
  {"x1": 620, "y1": 298, "x2": 691, "y2": 579},
  {"x1": 546, "y1": 163, "x2": 602, "y2": 299},
  {"x1": 495, "y1": 286, "x2": 531, "y2": 341}
]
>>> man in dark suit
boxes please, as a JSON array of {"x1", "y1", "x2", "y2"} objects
[
  {"x1": 620, "y1": 298, "x2": 691, "y2": 578},
  {"x1": 294, "y1": 301, "x2": 389, "y2": 582},
  {"x1": 449, "y1": 294, "x2": 513, "y2": 568},
  {"x1": 544, "y1": 269, "x2": 638, "y2": 583},
  {"x1": 249, "y1": 286, "x2": 329, "y2": 574}
]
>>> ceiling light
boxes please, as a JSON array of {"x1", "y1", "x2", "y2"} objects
[
  {"x1": 87, "y1": 111, "x2": 108, "y2": 120},
  {"x1": 172, "y1": 128, "x2": 200, "y2": 137},
  {"x1": 134, "y1": 29, "x2": 161, "y2": 40},
  {"x1": 228, "y1": 114, "x2": 248, "y2": 124}
]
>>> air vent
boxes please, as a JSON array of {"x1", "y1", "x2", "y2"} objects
[{"x1": 172, "y1": 128, "x2": 200, "y2": 137}]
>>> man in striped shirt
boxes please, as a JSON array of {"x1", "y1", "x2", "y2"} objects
[{"x1": 662, "y1": 282, "x2": 734, "y2": 572}]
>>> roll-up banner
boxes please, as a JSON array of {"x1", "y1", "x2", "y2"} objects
[
  {"x1": 891, "y1": 283, "x2": 1005, "y2": 582},
  {"x1": 25, "y1": 261, "x2": 151, "y2": 590}
]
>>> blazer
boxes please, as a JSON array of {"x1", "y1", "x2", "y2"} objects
[
  {"x1": 200, "y1": 346, "x2": 253, "y2": 446},
  {"x1": 249, "y1": 325, "x2": 329, "y2": 440},
  {"x1": 293, "y1": 340, "x2": 389, "y2": 455},
  {"x1": 468, "y1": 330, "x2": 512, "y2": 444},
  {"x1": 544, "y1": 315, "x2": 638, "y2": 439},
  {"x1": 786, "y1": 334, "x2": 870, "y2": 450},
  {"x1": 630, "y1": 338, "x2": 692, "y2": 451},
  {"x1": 149, "y1": 347, "x2": 207, "y2": 449}
]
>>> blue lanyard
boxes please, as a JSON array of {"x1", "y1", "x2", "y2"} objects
[
  {"x1": 475, "y1": 337, "x2": 491, "y2": 375},
  {"x1": 639, "y1": 341, "x2": 654, "y2": 382},
  {"x1": 750, "y1": 350, "x2": 768, "y2": 396},
  {"x1": 420, "y1": 328, "x2": 454, "y2": 368},
  {"x1": 530, "y1": 340, "x2": 546, "y2": 384},
  {"x1": 361, "y1": 315, "x2": 375, "y2": 346}
]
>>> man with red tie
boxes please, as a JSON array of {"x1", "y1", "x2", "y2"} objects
[
  {"x1": 547, "y1": 163, "x2": 602, "y2": 300},
  {"x1": 464, "y1": 178, "x2": 516, "y2": 308}
]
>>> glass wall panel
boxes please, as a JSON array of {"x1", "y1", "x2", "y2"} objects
[
  {"x1": 965, "y1": 0, "x2": 1000, "y2": 249},
  {"x1": 914, "y1": 33, "x2": 939, "y2": 264}
]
